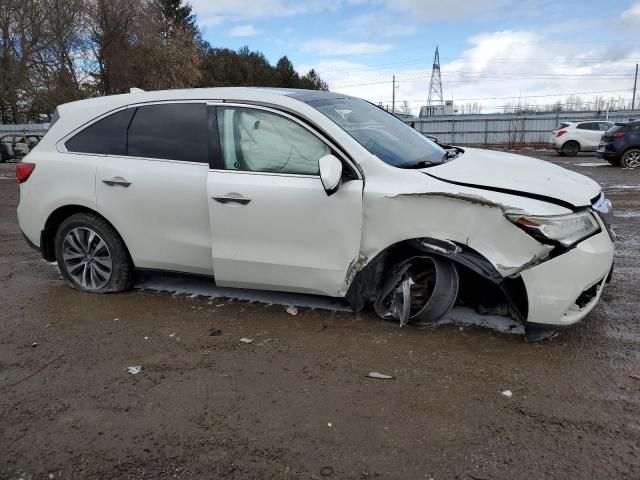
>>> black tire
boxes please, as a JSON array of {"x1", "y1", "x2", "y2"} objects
[
  {"x1": 606, "y1": 157, "x2": 621, "y2": 166},
  {"x1": 54, "y1": 212, "x2": 134, "y2": 293},
  {"x1": 621, "y1": 148, "x2": 640, "y2": 169},
  {"x1": 561, "y1": 141, "x2": 580, "y2": 157}
]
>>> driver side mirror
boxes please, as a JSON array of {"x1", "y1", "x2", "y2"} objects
[{"x1": 319, "y1": 154, "x2": 343, "y2": 196}]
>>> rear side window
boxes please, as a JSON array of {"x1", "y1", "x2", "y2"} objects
[
  {"x1": 65, "y1": 109, "x2": 135, "y2": 155},
  {"x1": 577, "y1": 122, "x2": 598, "y2": 130},
  {"x1": 556, "y1": 123, "x2": 569, "y2": 129},
  {"x1": 128, "y1": 103, "x2": 207, "y2": 163},
  {"x1": 598, "y1": 122, "x2": 612, "y2": 131}
]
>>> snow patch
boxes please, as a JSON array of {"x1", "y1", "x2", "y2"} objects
[
  {"x1": 615, "y1": 210, "x2": 640, "y2": 219},
  {"x1": 575, "y1": 162, "x2": 608, "y2": 167}
]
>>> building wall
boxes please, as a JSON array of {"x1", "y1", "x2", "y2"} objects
[{"x1": 408, "y1": 110, "x2": 640, "y2": 145}]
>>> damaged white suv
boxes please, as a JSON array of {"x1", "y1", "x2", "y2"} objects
[{"x1": 16, "y1": 88, "x2": 615, "y2": 340}]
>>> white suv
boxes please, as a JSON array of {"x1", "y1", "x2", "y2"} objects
[
  {"x1": 551, "y1": 121, "x2": 613, "y2": 156},
  {"x1": 16, "y1": 88, "x2": 615, "y2": 340}
]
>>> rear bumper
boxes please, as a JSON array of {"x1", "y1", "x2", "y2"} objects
[{"x1": 520, "y1": 229, "x2": 614, "y2": 327}]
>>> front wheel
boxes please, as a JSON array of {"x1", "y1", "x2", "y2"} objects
[
  {"x1": 54, "y1": 213, "x2": 134, "y2": 293},
  {"x1": 621, "y1": 149, "x2": 640, "y2": 169}
]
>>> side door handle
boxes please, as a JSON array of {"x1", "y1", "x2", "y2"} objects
[
  {"x1": 212, "y1": 195, "x2": 251, "y2": 206},
  {"x1": 102, "y1": 177, "x2": 131, "y2": 188}
]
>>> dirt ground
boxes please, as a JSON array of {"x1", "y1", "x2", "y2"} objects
[{"x1": 1, "y1": 151, "x2": 639, "y2": 480}]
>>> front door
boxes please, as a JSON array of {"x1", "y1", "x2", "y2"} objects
[{"x1": 207, "y1": 105, "x2": 363, "y2": 297}]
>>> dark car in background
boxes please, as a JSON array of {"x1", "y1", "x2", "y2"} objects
[{"x1": 597, "y1": 120, "x2": 640, "y2": 168}]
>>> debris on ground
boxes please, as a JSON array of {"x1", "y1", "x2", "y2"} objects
[
  {"x1": 501, "y1": 390, "x2": 513, "y2": 398},
  {"x1": 327, "y1": 422, "x2": 332, "y2": 428},
  {"x1": 209, "y1": 329, "x2": 222, "y2": 336},
  {"x1": 169, "y1": 333, "x2": 176, "y2": 338},
  {"x1": 320, "y1": 466, "x2": 334, "y2": 477},
  {"x1": 630, "y1": 374, "x2": 640, "y2": 381},
  {"x1": 239, "y1": 337, "x2": 254, "y2": 344},
  {"x1": 127, "y1": 366, "x2": 142, "y2": 375},
  {"x1": 367, "y1": 371, "x2": 394, "y2": 380},
  {"x1": 31, "y1": 342, "x2": 38, "y2": 347},
  {"x1": 286, "y1": 306, "x2": 299, "y2": 316}
]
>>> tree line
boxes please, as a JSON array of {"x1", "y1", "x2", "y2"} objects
[{"x1": 0, "y1": 0, "x2": 328, "y2": 124}]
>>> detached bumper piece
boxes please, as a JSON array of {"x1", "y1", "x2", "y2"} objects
[{"x1": 373, "y1": 255, "x2": 459, "y2": 327}]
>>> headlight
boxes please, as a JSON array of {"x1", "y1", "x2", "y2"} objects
[{"x1": 506, "y1": 211, "x2": 600, "y2": 247}]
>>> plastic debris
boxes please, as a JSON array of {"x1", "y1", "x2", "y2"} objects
[
  {"x1": 286, "y1": 306, "x2": 299, "y2": 316},
  {"x1": 209, "y1": 329, "x2": 222, "y2": 336},
  {"x1": 367, "y1": 371, "x2": 394, "y2": 380},
  {"x1": 327, "y1": 422, "x2": 332, "y2": 428},
  {"x1": 127, "y1": 366, "x2": 142, "y2": 375},
  {"x1": 630, "y1": 374, "x2": 640, "y2": 381},
  {"x1": 31, "y1": 342, "x2": 38, "y2": 347},
  {"x1": 169, "y1": 333, "x2": 176, "y2": 338},
  {"x1": 501, "y1": 390, "x2": 513, "y2": 398},
  {"x1": 239, "y1": 337, "x2": 254, "y2": 344}
]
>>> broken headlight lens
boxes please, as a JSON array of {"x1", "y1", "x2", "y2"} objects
[{"x1": 506, "y1": 211, "x2": 600, "y2": 247}]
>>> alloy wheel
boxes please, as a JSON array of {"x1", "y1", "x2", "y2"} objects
[
  {"x1": 62, "y1": 227, "x2": 112, "y2": 290},
  {"x1": 623, "y1": 150, "x2": 640, "y2": 169}
]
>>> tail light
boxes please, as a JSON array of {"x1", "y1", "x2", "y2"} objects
[
  {"x1": 16, "y1": 163, "x2": 36, "y2": 183},
  {"x1": 611, "y1": 132, "x2": 626, "y2": 139},
  {"x1": 556, "y1": 130, "x2": 567, "y2": 137}
]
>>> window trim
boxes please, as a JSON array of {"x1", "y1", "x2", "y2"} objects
[
  {"x1": 59, "y1": 100, "x2": 211, "y2": 165},
  {"x1": 207, "y1": 101, "x2": 362, "y2": 180}
]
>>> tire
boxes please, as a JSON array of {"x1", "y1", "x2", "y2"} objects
[
  {"x1": 561, "y1": 141, "x2": 580, "y2": 157},
  {"x1": 621, "y1": 149, "x2": 640, "y2": 169},
  {"x1": 606, "y1": 157, "x2": 621, "y2": 166},
  {"x1": 54, "y1": 212, "x2": 134, "y2": 293}
]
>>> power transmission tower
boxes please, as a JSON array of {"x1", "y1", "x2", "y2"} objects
[{"x1": 427, "y1": 46, "x2": 444, "y2": 108}]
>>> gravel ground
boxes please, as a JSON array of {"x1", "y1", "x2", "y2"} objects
[{"x1": 1, "y1": 151, "x2": 639, "y2": 480}]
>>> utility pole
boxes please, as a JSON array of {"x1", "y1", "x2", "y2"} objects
[
  {"x1": 633, "y1": 63, "x2": 638, "y2": 111},
  {"x1": 392, "y1": 75, "x2": 396, "y2": 113}
]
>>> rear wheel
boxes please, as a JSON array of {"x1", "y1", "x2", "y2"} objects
[
  {"x1": 561, "y1": 141, "x2": 580, "y2": 157},
  {"x1": 621, "y1": 149, "x2": 640, "y2": 169},
  {"x1": 54, "y1": 213, "x2": 134, "y2": 293}
]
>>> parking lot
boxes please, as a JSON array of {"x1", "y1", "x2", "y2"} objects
[{"x1": 1, "y1": 151, "x2": 639, "y2": 479}]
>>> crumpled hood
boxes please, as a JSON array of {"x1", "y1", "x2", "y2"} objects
[{"x1": 427, "y1": 148, "x2": 601, "y2": 207}]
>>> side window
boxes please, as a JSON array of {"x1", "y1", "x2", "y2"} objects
[
  {"x1": 65, "y1": 109, "x2": 135, "y2": 155},
  {"x1": 599, "y1": 123, "x2": 612, "y2": 131},
  {"x1": 577, "y1": 122, "x2": 597, "y2": 130},
  {"x1": 217, "y1": 107, "x2": 330, "y2": 175},
  {"x1": 128, "y1": 103, "x2": 207, "y2": 163}
]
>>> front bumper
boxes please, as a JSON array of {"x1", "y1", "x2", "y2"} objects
[{"x1": 520, "y1": 229, "x2": 614, "y2": 327}]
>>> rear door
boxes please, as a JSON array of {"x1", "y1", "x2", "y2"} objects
[
  {"x1": 576, "y1": 122, "x2": 603, "y2": 150},
  {"x1": 95, "y1": 102, "x2": 213, "y2": 275},
  {"x1": 206, "y1": 104, "x2": 363, "y2": 297}
]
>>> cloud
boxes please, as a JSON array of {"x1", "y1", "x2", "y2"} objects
[
  {"x1": 347, "y1": 12, "x2": 418, "y2": 39},
  {"x1": 302, "y1": 39, "x2": 393, "y2": 56},
  {"x1": 384, "y1": 0, "x2": 508, "y2": 20},
  {"x1": 229, "y1": 24, "x2": 262, "y2": 37},
  {"x1": 300, "y1": 30, "x2": 640, "y2": 114},
  {"x1": 620, "y1": 1, "x2": 640, "y2": 28}
]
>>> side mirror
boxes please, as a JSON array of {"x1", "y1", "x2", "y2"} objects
[{"x1": 319, "y1": 154, "x2": 343, "y2": 196}]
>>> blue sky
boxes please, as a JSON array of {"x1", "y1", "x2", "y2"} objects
[{"x1": 192, "y1": 0, "x2": 640, "y2": 113}]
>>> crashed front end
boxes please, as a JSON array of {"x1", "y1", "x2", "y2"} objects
[{"x1": 346, "y1": 168, "x2": 615, "y2": 341}]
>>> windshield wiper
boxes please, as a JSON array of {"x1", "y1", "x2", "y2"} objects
[
  {"x1": 397, "y1": 159, "x2": 437, "y2": 169},
  {"x1": 442, "y1": 149, "x2": 460, "y2": 161}
]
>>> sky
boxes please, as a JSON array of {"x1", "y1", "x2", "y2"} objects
[{"x1": 192, "y1": 0, "x2": 640, "y2": 114}]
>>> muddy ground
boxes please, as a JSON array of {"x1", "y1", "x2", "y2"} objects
[{"x1": 1, "y1": 151, "x2": 639, "y2": 480}]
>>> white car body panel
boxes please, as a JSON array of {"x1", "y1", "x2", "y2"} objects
[
  {"x1": 16, "y1": 87, "x2": 616, "y2": 332},
  {"x1": 96, "y1": 156, "x2": 213, "y2": 275},
  {"x1": 207, "y1": 170, "x2": 363, "y2": 296}
]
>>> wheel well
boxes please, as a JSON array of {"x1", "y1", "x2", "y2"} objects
[
  {"x1": 562, "y1": 140, "x2": 580, "y2": 149},
  {"x1": 346, "y1": 238, "x2": 528, "y2": 324},
  {"x1": 41, "y1": 205, "x2": 131, "y2": 263}
]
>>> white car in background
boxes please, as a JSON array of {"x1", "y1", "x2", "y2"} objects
[
  {"x1": 551, "y1": 120, "x2": 613, "y2": 156},
  {"x1": 16, "y1": 88, "x2": 615, "y2": 341}
]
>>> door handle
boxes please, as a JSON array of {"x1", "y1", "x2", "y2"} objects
[
  {"x1": 212, "y1": 195, "x2": 251, "y2": 205},
  {"x1": 102, "y1": 177, "x2": 131, "y2": 188}
]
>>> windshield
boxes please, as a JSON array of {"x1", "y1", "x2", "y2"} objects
[{"x1": 302, "y1": 96, "x2": 447, "y2": 168}]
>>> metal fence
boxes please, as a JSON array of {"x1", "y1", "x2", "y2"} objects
[
  {"x1": 410, "y1": 110, "x2": 640, "y2": 146},
  {"x1": 0, "y1": 123, "x2": 50, "y2": 137}
]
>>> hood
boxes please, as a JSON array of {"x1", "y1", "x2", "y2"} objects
[{"x1": 427, "y1": 148, "x2": 601, "y2": 208}]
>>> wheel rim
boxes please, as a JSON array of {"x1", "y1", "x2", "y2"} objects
[
  {"x1": 625, "y1": 151, "x2": 640, "y2": 168},
  {"x1": 62, "y1": 227, "x2": 112, "y2": 289}
]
